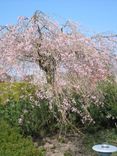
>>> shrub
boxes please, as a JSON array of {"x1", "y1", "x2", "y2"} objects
[
  {"x1": 88, "y1": 80, "x2": 117, "y2": 128},
  {"x1": 0, "y1": 98, "x2": 59, "y2": 137},
  {"x1": 0, "y1": 120, "x2": 46, "y2": 156},
  {"x1": 0, "y1": 99, "x2": 22, "y2": 128},
  {"x1": 20, "y1": 99, "x2": 59, "y2": 137}
]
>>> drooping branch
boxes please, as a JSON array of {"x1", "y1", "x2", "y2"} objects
[{"x1": 91, "y1": 34, "x2": 117, "y2": 44}]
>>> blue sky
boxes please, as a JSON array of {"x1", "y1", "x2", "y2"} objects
[{"x1": 0, "y1": 0, "x2": 117, "y2": 34}]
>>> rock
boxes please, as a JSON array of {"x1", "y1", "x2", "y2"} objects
[{"x1": 44, "y1": 142, "x2": 55, "y2": 150}]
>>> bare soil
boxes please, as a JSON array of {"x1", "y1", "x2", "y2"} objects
[{"x1": 33, "y1": 134, "x2": 95, "y2": 156}]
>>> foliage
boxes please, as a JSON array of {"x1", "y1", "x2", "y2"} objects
[
  {"x1": 88, "y1": 80, "x2": 117, "y2": 128},
  {"x1": 0, "y1": 120, "x2": 46, "y2": 156},
  {"x1": 0, "y1": 79, "x2": 117, "y2": 136},
  {"x1": 20, "y1": 99, "x2": 59, "y2": 136},
  {"x1": 0, "y1": 98, "x2": 59, "y2": 137},
  {"x1": 1, "y1": 79, "x2": 117, "y2": 136},
  {"x1": 99, "y1": 80, "x2": 117, "y2": 118},
  {"x1": 0, "y1": 99, "x2": 23, "y2": 128},
  {"x1": 0, "y1": 82, "x2": 36, "y2": 104}
]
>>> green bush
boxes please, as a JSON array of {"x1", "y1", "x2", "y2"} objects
[
  {"x1": 0, "y1": 120, "x2": 46, "y2": 156},
  {"x1": 0, "y1": 98, "x2": 59, "y2": 137},
  {"x1": 0, "y1": 82, "x2": 60, "y2": 136},
  {"x1": 100, "y1": 80, "x2": 117, "y2": 118},
  {"x1": 89, "y1": 80, "x2": 117, "y2": 128},
  {"x1": 20, "y1": 99, "x2": 59, "y2": 137},
  {"x1": 0, "y1": 99, "x2": 22, "y2": 128}
]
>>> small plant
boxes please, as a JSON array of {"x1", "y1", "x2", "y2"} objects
[
  {"x1": 64, "y1": 150, "x2": 72, "y2": 156},
  {"x1": 58, "y1": 136, "x2": 66, "y2": 143}
]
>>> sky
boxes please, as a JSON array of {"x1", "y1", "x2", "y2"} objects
[{"x1": 0, "y1": 0, "x2": 117, "y2": 35}]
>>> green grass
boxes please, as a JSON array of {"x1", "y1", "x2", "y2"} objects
[{"x1": 83, "y1": 128, "x2": 117, "y2": 155}]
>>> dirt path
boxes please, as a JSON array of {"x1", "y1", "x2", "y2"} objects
[{"x1": 33, "y1": 134, "x2": 94, "y2": 156}]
